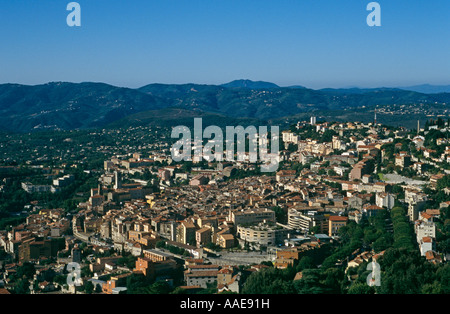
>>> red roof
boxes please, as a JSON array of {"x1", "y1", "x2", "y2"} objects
[{"x1": 329, "y1": 216, "x2": 348, "y2": 222}]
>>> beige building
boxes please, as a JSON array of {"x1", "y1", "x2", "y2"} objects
[
  {"x1": 218, "y1": 234, "x2": 235, "y2": 249},
  {"x1": 328, "y1": 216, "x2": 348, "y2": 237},
  {"x1": 237, "y1": 223, "x2": 291, "y2": 248},
  {"x1": 176, "y1": 221, "x2": 197, "y2": 246},
  {"x1": 195, "y1": 227, "x2": 212, "y2": 248},
  {"x1": 228, "y1": 208, "x2": 275, "y2": 226}
]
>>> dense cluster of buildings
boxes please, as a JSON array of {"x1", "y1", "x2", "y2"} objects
[{"x1": 1, "y1": 118, "x2": 449, "y2": 294}]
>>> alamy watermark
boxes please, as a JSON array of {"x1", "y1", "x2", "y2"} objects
[
  {"x1": 367, "y1": 2, "x2": 381, "y2": 27},
  {"x1": 366, "y1": 260, "x2": 381, "y2": 286},
  {"x1": 65, "y1": 2, "x2": 381, "y2": 28},
  {"x1": 66, "y1": 262, "x2": 83, "y2": 287},
  {"x1": 66, "y1": 2, "x2": 81, "y2": 27},
  {"x1": 170, "y1": 118, "x2": 280, "y2": 173}
]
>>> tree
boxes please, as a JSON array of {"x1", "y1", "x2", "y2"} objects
[
  {"x1": 143, "y1": 281, "x2": 173, "y2": 294},
  {"x1": 328, "y1": 169, "x2": 337, "y2": 176},
  {"x1": 84, "y1": 281, "x2": 94, "y2": 294},
  {"x1": 421, "y1": 281, "x2": 443, "y2": 294},
  {"x1": 271, "y1": 206, "x2": 287, "y2": 224},
  {"x1": 377, "y1": 248, "x2": 438, "y2": 294},
  {"x1": 126, "y1": 273, "x2": 152, "y2": 294},
  {"x1": 242, "y1": 267, "x2": 295, "y2": 294},
  {"x1": 347, "y1": 282, "x2": 375, "y2": 294},
  {"x1": 392, "y1": 184, "x2": 404, "y2": 198},
  {"x1": 156, "y1": 240, "x2": 166, "y2": 249},
  {"x1": 14, "y1": 278, "x2": 30, "y2": 294},
  {"x1": 372, "y1": 236, "x2": 391, "y2": 253},
  {"x1": 54, "y1": 274, "x2": 67, "y2": 287},
  {"x1": 260, "y1": 261, "x2": 273, "y2": 267},
  {"x1": 296, "y1": 256, "x2": 315, "y2": 272},
  {"x1": 117, "y1": 254, "x2": 138, "y2": 269},
  {"x1": 390, "y1": 206, "x2": 416, "y2": 251},
  {"x1": 321, "y1": 130, "x2": 337, "y2": 143},
  {"x1": 171, "y1": 287, "x2": 189, "y2": 294},
  {"x1": 81, "y1": 265, "x2": 93, "y2": 278},
  {"x1": 322, "y1": 268, "x2": 344, "y2": 294},
  {"x1": 16, "y1": 262, "x2": 36, "y2": 280},
  {"x1": 437, "y1": 175, "x2": 450, "y2": 190},
  {"x1": 293, "y1": 269, "x2": 328, "y2": 294},
  {"x1": 435, "y1": 263, "x2": 450, "y2": 294}
]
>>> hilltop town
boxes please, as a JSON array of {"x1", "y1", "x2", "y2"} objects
[{"x1": 1, "y1": 117, "x2": 449, "y2": 294}]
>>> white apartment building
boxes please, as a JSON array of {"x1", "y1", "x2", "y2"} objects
[
  {"x1": 376, "y1": 192, "x2": 395, "y2": 210},
  {"x1": 415, "y1": 220, "x2": 436, "y2": 243}
]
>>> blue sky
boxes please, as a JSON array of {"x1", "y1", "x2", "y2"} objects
[{"x1": 1, "y1": 0, "x2": 449, "y2": 89}]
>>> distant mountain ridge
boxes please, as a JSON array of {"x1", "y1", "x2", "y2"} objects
[
  {"x1": 221, "y1": 79, "x2": 280, "y2": 89},
  {"x1": 0, "y1": 82, "x2": 164, "y2": 132},
  {"x1": 0, "y1": 80, "x2": 449, "y2": 133},
  {"x1": 397, "y1": 84, "x2": 450, "y2": 94}
]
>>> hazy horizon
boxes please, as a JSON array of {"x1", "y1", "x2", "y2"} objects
[{"x1": 2, "y1": 79, "x2": 450, "y2": 92}]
